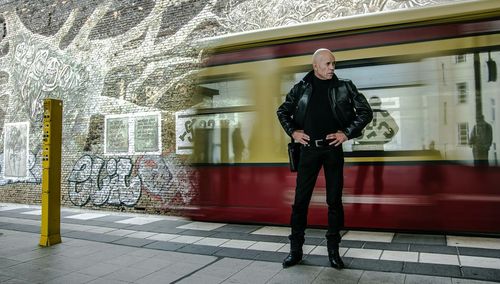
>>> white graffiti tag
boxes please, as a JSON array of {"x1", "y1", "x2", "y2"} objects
[{"x1": 67, "y1": 155, "x2": 141, "y2": 206}]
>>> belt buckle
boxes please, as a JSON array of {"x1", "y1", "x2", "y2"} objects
[{"x1": 314, "y1": 139, "x2": 323, "y2": 147}]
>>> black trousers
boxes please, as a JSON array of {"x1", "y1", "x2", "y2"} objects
[{"x1": 289, "y1": 145, "x2": 344, "y2": 251}]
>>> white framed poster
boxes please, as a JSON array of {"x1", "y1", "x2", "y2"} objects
[
  {"x1": 104, "y1": 115, "x2": 130, "y2": 155},
  {"x1": 134, "y1": 113, "x2": 161, "y2": 154},
  {"x1": 3, "y1": 122, "x2": 29, "y2": 179},
  {"x1": 104, "y1": 112, "x2": 161, "y2": 155}
]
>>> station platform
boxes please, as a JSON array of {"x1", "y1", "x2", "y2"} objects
[{"x1": 0, "y1": 203, "x2": 499, "y2": 284}]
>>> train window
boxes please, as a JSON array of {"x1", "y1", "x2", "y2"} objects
[
  {"x1": 198, "y1": 79, "x2": 251, "y2": 108},
  {"x1": 187, "y1": 78, "x2": 256, "y2": 163},
  {"x1": 455, "y1": 54, "x2": 467, "y2": 63},
  {"x1": 457, "y1": 122, "x2": 469, "y2": 146},
  {"x1": 456, "y1": 82, "x2": 468, "y2": 104},
  {"x1": 190, "y1": 111, "x2": 256, "y2": 164}
]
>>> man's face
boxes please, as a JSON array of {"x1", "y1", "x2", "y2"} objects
[{"x1": 313, "y1": 52, "x2": 335, "y2": 80}]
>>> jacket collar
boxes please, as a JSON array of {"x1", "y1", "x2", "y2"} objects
[{"x1": 301, "y1": 70, "x2": 339, "y2": 86}]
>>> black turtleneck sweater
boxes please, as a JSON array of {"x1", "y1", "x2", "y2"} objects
[{"x1": 304, "y1": 75, "x2": 341, "y2": 141}]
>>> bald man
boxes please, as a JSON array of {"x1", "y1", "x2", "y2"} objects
[{"x1": 277, "y1": 49, "x2": 373, "y2": 269}]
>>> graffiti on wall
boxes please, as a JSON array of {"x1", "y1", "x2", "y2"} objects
[
  {"x1": 11, "y1": 38, "x2": 88, "y2": 129},
  {"x1": 67, "y1": 154, "x2": 194, "y2": 207},
  {"x1": 0, "y1": 14, "x2": 8, "y2": 58}
]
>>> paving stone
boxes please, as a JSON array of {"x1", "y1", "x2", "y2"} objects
[
  {"x1": 88, "y1": 222, "x2": 132, "y2": 229},
  {"x1": 304, "y1": 237, "x2": 324, "y2": 246},
  {"x1": 102, "y1": 266, "x2": 160, "y2": 282},
  {"x1": 90, "y1": 215, "x2": 131, "y2": 222},
  {"x1": 213, "y1": 247, "x2": 260, "y2": 260},
  {"x1": 60, "y1": 228, "x2": 79, "y2": 234},
  {"x1": 179, "y1": 274, "x2": 227, "y2": 284},
  {"x1": 180, "y1": 257, "x2": 250, "y2": 281},
  {"x1": 3, "y1": 266, "x2": 71, "y2": 283},
  {"x1": 313, "y1": 267, "x2": 363, "y2": 284},
  {"x1": 452, "y1": 277, "x2": 500, "y2": 284},
  {"x1": 339, "y1": 240, "x2": 364, "y2": 248},
  {"x1": 305, "y1": 228, "x2": 328, "y2": 238},
  {"x1": 254, "y1": 251, "x2": 288, "y2": 263},
  {"x1": 62, "y1": 231, "x2": 124, "y2": 243},
  {"x1": 143, "y1": 241, "x2": 186, "y2": 251},
  {"x1": 410, "y1": 244, "x2": 458, "y2": 254},
  {"x1": 0, "y1": 274, "x2": 13, "y2": 282},
  {"x1": 176, "y1": 244, "x2": 222, "y2": 255},
  {"x1": 267, "y1": 264, "x2": 323, "y2": 283},
  {"x1": 461, "y1": 267, "x2": 500, "y2": 282},
  {"x1": 12, "y1": 215, "x2": 39, "y2": 221},
  {"x1": 363, "y1": 242, "x2": 410, "y2": 251},
  {"x1": 76, "y1": 262, "x2": 124, "y2": 278},
  {"x1": 0, "y1": 221, "x2": 13, "y2": 228},
  {"x1": 403, "y1": 262, "x2": 462, "y2": 278},
  {"x1": 0, "y1": 208, "x2": 32, "y2": 214},
  {"x1": 111, "y1": 237, "x2": 156, "y2": 247},
  {"x1": 302, "y1": 254, "x2": 331, "y2": 267},
  {"x1": 405, "y1": 274, "x2": 452, "y2": 284},
  {"x1": 177, "y1": 229, "x2": 217, "y2": 237},
  {"x1": 135, "y1": 261, "x2": 210, "y2": 283},
  {"x1": 0, "y1": 257, "x2": 19, "y2": 269},
  {"x1": 458, "y1": 247, "x2": 500, "y2": 258},
  {"x1": 87, "y1": 278, "x2": 131, "y2": 284},
  {"x1": 211, "y1": 231, "x2": 287, "y2": 243},
  {"x1": 393, "y1": 233, "x2": 447, "y2": 245},
  {"x1": 4, "y1": 224, "x2": 40, "y2": 233},
  {"x1": 358, "y1": 270, "x2": 406, "y2": 284},
  {"x1": 146, "y1": 226, "x2": 191, "y2": 234},
  {"x1": 349, "y1": 258, "x2": 404, "y2": 273},
  {"x1": 215, "y1": 224, "x2": 261, "y2": 233},
  {"x1": 60, "y1": 211, "x2": 83, "y2": 217},
  {"x1": 221, "y1": 260, "x2": 283, "y2": 284},
  {"x1": 0, "y1": 212, "x2": 21, "y2": 219},
  {"x1": 60, "y1": 218, "x2": 96, "y2": 226},
  {"x1": 125, "y1": 220, "x2": 190, "y2": 231},
  {"x1": 44, "y1": 272, "x2": 99, "y2": 284}
]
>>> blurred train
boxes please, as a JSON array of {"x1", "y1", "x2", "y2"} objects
[{"x1": 181, "y1": 0, "x2": 500, "y2": 234}]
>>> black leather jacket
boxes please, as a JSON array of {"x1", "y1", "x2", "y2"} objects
[{"x1": 277, "y1": 71, "x2": 373, "y2": 139}]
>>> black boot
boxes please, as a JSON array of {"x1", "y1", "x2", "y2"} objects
[
  {"x1": 328, "y1": 249, "x2": 344, "y2": 269},
  {"x1": 282, "y1": 250, "x2": 303, "y2": 268}
]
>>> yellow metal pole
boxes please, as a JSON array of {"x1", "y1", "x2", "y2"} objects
[{"x1": 39, "y1": 99, "x2": 63, "y2": 246}]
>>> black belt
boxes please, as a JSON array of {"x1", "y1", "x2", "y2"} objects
[{"x1": 307, "y1": 139, "x2": 330, "y2": 148}]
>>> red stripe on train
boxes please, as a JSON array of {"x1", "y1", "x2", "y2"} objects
[{"x1": 186, "y1": 164, "x2": 500, "y2": 234}]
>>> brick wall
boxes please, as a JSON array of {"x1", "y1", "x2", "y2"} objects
[{"x1": 0, "y1": 0, "x2": 458, "y2": 215}]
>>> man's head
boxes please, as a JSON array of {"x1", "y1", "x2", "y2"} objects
[{"x1": 312, "y1": 48, "x2": 336, "y2": 80}]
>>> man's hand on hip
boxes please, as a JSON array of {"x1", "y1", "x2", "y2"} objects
[
  {"x1": 292, "y1": 130, "x2": 310, "y2": 145},
  {"x1": 327, "y1": 131, "x2": 348, "y2": 147}
]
